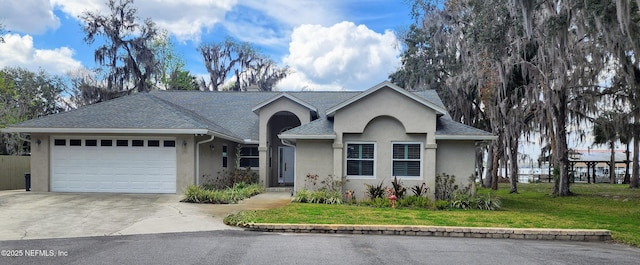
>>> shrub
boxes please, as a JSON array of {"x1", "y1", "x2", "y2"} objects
[
  {"x1": 397, "y1": 195, "x2": 432, "y2": 209},
  {"x1": 434, "y1": 200, "x2": 449, "y2": 210},
  {"x1": 391, "y1": 176, "x2": 407, "y2": 199},
  {"x1": 411, "y1": 183, "x2": 429, "y2": 197},
  {"x1": 359, "y1": 197, "x2": 390, "y2": 208},
  {"x1": 224, "y1": 210, "x2": 257, "y2": 226},
  {"x1": 294, "y1": 190, "x2": 343, "y2": 204},
  {"x1": 450, "y1": 193, "x2": 501, "y2": 210},
  {"x1": 364, "y1": 181, "x2": 386, "y2": 200},
  {"x1": 435, "y1": 173, "x2": 458, "y2": 201},
  {"x1": 182, "y1": 183, "x2": 264, "y2": 204},
  {"x1": 294, "y1": 174, "x2": 347, "y2": 205}
]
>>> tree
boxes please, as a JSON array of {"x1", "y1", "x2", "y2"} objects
[
  {"x1": 592, "y1": 111, "x2": 626, "y2": 184},
  {"x1": 80, "y1": 0, "x2": 160, "y2": 94},
  {"x1": 149, "y1": 29, "x2": 197, "y2": 90},
  {"x1": 199, "y1": 38, "x2": 289, "y2": 91},
  {"x1": 508, "y1": 0, "x2": 607, "y2": 196},
  {"x1": 0, "y1": 67, "x2": 65, "y2": 155},
  {"x1": 585, "y1": 0, "x2": 640, "y2": 189}
]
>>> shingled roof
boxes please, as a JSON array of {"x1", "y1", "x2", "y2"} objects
[{"x1": 4, "y1": 83, "x2": 494, "y2": 142}]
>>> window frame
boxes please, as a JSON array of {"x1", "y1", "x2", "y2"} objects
[
  {"x1": 239, "y1": 145, "x2": 259, "y2": 169},
  {"x1": 391, "y1": 142, "x2": 423, "y2": 179},
  {"x1": 345, "y1": 142, "x2": 376, "y2": 179}
]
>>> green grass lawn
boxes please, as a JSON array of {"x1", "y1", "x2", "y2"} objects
[{"x1": 235, "y1": 183, "x2": 640, "y2": 247}]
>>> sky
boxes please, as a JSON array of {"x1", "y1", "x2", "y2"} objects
[{"x1": 0, "y1": 0, "x2": 415, "y2": 91}]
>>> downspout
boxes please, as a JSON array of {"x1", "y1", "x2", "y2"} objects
[{"x1": 196, "y1": 134, "x2": 215, "y2": 186}]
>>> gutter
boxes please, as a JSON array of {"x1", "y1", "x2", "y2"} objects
[{"x1": 195, "y1": 134, "x2": 215, "y2": 186}]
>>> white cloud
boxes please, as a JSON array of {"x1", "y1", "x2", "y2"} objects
[
  {"x1": 0, "y1": 34, "x2": 83, "y2": 75},
  {"x1": 279, "y1": 21, "x2": 400, "y2": 91},
  {"x1": 0, "y1": 0, "x2": 60, "y2": 34},
  {"x1": 52, "y1": 0, "x2": 236, "y2": 42}
]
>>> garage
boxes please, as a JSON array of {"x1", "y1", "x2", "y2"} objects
[{"x1": 50, "y1": 136, "x2": 177, "y2": 193}]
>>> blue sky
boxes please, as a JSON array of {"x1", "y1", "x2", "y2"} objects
[{"x1": 0, "y1": 0, "x2": 415, "y2": 91}]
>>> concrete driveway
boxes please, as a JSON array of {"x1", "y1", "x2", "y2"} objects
[{"x1": 0, "y1": 190, "x2": 291, "y2": 241}]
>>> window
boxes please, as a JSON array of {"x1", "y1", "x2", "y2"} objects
[
  {"x1": 69, "y1": 139, "x2": 82, "y2": 146},
  {"x1": 101, "y1": 140, "x2": 113, "y2": 146},
  {"x1": 116, "y1": 140, "x2": 129, "y2": 147},
  {"x1": 222, "y1": 145, "x2": 228, "y2": 168},
  {"x1": 239, "y1": 146, "x2": 259, "y2": 168},
  {"x1": 392, "y1": 143, "x2": 422, "y2": 177},
  {"x1": 85, "y1": 139, "x2": 97, "y2": 146},
  {"x1": 54, "y1": 139, "x2": 66, "y2": 146},
  {"x1": 132, "y1": 140, "x2": 144, "y2": 147},
  {"x1": 346, "y1": 143, "x2": 375, "y2": 178},
  {"x1": 148, "y1": 140, "x2": 160, "y2": 147},
  {"x1": 163, "y1": 140, "x2": 175, "y2": 147}
]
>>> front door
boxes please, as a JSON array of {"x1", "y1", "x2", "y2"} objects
[{"x1": 278, "y1": 146, "x2": 295, "y2": 185}]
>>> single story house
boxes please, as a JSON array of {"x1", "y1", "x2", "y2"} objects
[{"x1": 2, "y1": 81, "x2": 495, "y2": 197}]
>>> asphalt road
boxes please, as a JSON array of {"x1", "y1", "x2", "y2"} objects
[{"x1": 1, "y1": 230, "x2": 638, "y2": 265}]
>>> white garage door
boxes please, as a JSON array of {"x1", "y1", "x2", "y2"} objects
[{"x1": 51, "y1": 137, "x2": 177, "y2": 193}]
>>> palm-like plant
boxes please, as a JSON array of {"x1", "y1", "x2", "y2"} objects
[{"x1": 592, "y1": 111, "x2": 627, "y2": 184}]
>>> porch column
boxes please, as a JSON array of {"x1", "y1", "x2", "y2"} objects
[
  {"x1": 259, "y1": 146, "x2": 268, "y2": 187},
  {"x1": 425, "y1": 133, "x2": 437, "y2": 195},
  {"x1": 332, "y1": 134, "x2": 343, "y2": 178}
]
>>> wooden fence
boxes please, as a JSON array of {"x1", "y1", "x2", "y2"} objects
[{"x1": 0, "y1": 155, "x2": 31, "y2": 190}]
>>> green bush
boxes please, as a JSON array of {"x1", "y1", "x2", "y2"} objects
[
  {"x1": 449, "y1": 193, "x2": 501, "y2": 210},
  {"x1": 293, "y1": 189, "x2": 343, "y2": 204},
  {"x1": 397, "y1": 195, "x2": 433, "y2": 209},
  {"x1": 224, "y1": 210, "x2": 257, "y2": 226},
  {"x1": 182, "y1": 183, "x2": 264, "y2": 204},
  {"x1": 364, "y1": 181, "x2": 386, "y2": 200},
  {"x1": 434, "y1": 200, "x2": 449, "y2": 210}
]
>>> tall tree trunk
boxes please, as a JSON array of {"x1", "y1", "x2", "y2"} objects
[
  {"x1": 509, "y1": 137, "x2": 519, "y2": 193},
  {"x1": 553, "y1": 89, "x2": 571, "y2": 196},
  {"x1": 610, "y1": 141, "x2": 616, "y2": 184},
  {"x1": 624, "y1": 142, "x2": 631, "y2": 184},
  {"x1": 475, "y1": 146, "x2": 485, "y2": 185},
  {"x1": 631, "y1": 114, "x2": 640, "y2": 188},
  {"x1": 491, "y1": 145, "x2": 500, "y2": 190},
  {"x1": 483, "y1": 144, "x2": 494, "y2": 188}
]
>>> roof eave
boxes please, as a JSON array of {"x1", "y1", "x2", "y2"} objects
[
  {"x1": 326, "y1": 81, "x2": 447, "y2": 117},
  {"x1": 252, "y1": 93, "x2": 318, "y2": 114},
  {"x1": 435, "y1": 135, "x2": 498, "y2": 141},
  {"x1": 2, "y1": 127, "x2": 211, "y2": 135},
  {"x1": 278, "y1": 134, "x2": 336, "y2": 140}
]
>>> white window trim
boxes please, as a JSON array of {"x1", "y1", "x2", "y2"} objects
[
  {"x1": 345, "y1": 141, "x2": 376, "y2": 179},
  {"x1": 391, "y1": 142, "x2": 423, "y2": 179},
  {"x1": 239, "y1": 145, "x2": 260, "y2": 169}
]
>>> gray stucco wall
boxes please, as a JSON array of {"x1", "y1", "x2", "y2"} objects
[
  {"x1": 196, "y1": 136, "x2": 239, "y2": 186},
  {"x1": 341, "y1": 116, "x2": 429, "y2": 200},
  {"x1": 435, "y1": 140, "x2": 477, "y2": 189},
  {"x1": 294, "y1": 139, "x2": 334, "y2": 192},
  {"x1": 29, "y1": 133, "x2": 49, "y2": 192}
]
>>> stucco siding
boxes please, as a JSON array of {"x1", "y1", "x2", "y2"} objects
[
  {"x1": 334, "y1": 87, "x2": 437, "y2": 138},
  {"x1": 257, "y1": 97, "x2": 312, "y2": 187},
  {"x1": 341, "y1": 116, "x2": 429, "y2": 199},
  {"x1": 294, "y1": 140, "x2": 333, "y2": 192},
  {"x1": 436, "y1": 140, "x2": 477, "y2": 187},
  {"x1": 30, "y1": 133, "x2": 50, "y2": 192},
  {"x1": 196, "y1": 137, "x2": 239, "y2": 186}
]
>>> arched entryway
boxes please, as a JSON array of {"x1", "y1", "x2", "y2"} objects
[{"x1": 267, "y1": 111, "x2": 301, "y2": 187}]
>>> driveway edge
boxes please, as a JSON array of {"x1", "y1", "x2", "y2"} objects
[{"x1": 242, "y1": 224, "x2": 612, "y2": 241}]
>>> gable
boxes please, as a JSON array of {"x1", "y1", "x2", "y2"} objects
[
  {"x1": 332, "y1": 85, "x2": 438, "y2": 134},
  {"x1": 326, "y1": 81, "x2": 447, "y2": 117}
]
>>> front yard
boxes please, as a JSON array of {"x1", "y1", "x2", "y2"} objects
[{"x1": 227, "y1": 183, "x2": 640, "y2": 247}]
